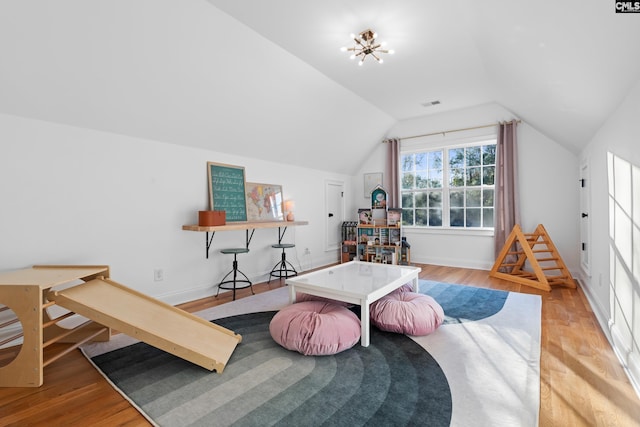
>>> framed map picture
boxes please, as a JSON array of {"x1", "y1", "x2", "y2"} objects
[{"x1": 245, "y1": 182, "x2": 284, "y2": 221}]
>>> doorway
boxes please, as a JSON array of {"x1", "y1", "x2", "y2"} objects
[
  {"x1": 580, "y1": 161, "x2": 591, "y2": 275},
  {"x1": 325, "y1": 180, "x2": 345, "y2": 252}
]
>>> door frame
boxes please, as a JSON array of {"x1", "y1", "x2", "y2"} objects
[
  {"x1": 579, "y1": 159, "x2": 591, "y2": 276},
  {"x1": 325, "y1": 179, "x2": 345, "y2": 252}
]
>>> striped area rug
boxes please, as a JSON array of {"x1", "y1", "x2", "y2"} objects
[{"x1": 81, "y1": 281, "x2": 541, "y2": 427}]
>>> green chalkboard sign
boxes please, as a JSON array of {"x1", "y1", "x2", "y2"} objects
[{"x1": 207, "y1": 162, "x2": 248, "y2": 222}]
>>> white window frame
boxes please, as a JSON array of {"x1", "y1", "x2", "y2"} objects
[{"x1": 400, "y1": 133, "x2": 497, "y2": 236}]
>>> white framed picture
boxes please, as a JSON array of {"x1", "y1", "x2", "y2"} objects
[{"x1": 363, "y1": 172, "x2": 383, "y2": 198}]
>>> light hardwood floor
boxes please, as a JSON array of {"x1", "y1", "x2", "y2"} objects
[{"x1": 1, "y1": 264, "x2": 639, "y2": 426}]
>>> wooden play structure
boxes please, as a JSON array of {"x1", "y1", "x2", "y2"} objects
[
  {"x1": 0, "y1": 265, "x2": 242, "y2": 387},
  {"x1": 490, "y1": 224, "x2": 577, "y2": 291}
]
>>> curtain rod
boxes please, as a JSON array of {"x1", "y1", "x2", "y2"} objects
[{"x1": 382, "y1": 119, "x2": 521, "y2": 143}]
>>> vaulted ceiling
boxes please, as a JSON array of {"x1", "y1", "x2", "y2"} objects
[{"x1": 1, "y1": 1, "x2": 639, "y2": 175}]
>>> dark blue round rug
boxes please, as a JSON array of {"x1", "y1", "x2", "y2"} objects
[{"x1": 92, "y1": 310, "x2": 452, "y2": 426}]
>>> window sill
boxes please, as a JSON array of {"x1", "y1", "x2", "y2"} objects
[{"x1": 403, "y1": 226, "x2": 494, "y2": 237}]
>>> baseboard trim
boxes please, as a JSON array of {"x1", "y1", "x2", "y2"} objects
[
  {"x1": 576, "y1": 274, "x2": 640, "y2": 398},
  {"x1": 408, "y1": 255, "x2": 493, "y2": 271}
]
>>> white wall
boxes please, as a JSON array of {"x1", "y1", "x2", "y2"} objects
[
  {"x1": 0, "y1": 1, "x2": 396, "y2": 177},
  {"x1": 351, "y1": 103, "x2": 580, "y2": 271},
  {"x1": 580, "y1": 77, "x2": 640, "y2": 392},
  {"x1": 0, "y1": 114, "x2": 347, "y2": 304}
]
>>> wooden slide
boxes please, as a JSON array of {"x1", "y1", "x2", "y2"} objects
[
  {"x1": 0, "y1": 265, "x2": 241, "y2": 387},
  {"x1": 48, "y1": 277, "x2": 242, "y2": 373}
]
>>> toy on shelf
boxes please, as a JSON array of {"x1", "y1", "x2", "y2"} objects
[{"x1": 341, "y1": 221, "x2": 358, "y2": 263}]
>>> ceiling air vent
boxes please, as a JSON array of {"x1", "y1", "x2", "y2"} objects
[{"x1": 421, "y1": 100, "x2": 441, "y2": 107}]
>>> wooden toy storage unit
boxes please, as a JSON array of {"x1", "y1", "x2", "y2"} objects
[
  {"x1": 342, "y1": 185, "x2": 410, "y2": 265},
  {"x1": 0, "y1": 265, "x2": 242, "y2": 387}
]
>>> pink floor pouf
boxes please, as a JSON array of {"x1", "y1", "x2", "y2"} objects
[
  {"x1": 295, "y1": 292, "x2": 352, "y2": 307},
  {"x1": 370, "y1": 292, "x2": 444, "y2": 336},
  {"x1": 393, "y1": 283, "x2": 414, "y2": 293},
  {"x1": 269, "y1": 301, "x2": 361, "y2": 356}
]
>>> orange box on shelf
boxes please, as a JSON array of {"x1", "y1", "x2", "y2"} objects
[{"x1": 198, "y1": 210, "x2": 226, "y2": 226}]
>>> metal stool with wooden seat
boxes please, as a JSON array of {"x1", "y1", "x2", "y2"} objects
[
  {"x1": 268, "y1": 243, "x2": 298, "y2": 283},
  {"x1": 217, "y1": 248, "x2": 253, "y2": 301}
]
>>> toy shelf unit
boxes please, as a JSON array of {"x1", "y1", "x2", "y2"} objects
[
  {"x1": 356, "y1": 224, "x2": 410, "y2": 265},
  {"x1": 348, "y1": 185, "x2": 410, "y2": 265},
  {"x1": 341, "y1": 221, "x2": 358, "y2": 263}
]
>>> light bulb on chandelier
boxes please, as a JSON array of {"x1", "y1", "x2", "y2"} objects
[{"x1": 340, "y1": 29, "x2": 394, "y2": 65}]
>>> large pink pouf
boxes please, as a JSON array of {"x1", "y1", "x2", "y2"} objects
[
  {"x1": 269, "y1": 301, "x2": 361, "y2": 356},
  {"x1": 370, "y1": 292, "x2": 444, "y2": 336},
  {"x1": 295, "y1": 292, "x2": 352, "y2": 307}
]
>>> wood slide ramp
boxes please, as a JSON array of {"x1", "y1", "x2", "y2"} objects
[{"x1": 48, "y1": 277, "x2": 242, "y2": 373}]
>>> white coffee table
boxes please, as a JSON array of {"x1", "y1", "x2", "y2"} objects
[{"x1": 286, "y1": 261, "x2": 421, "y2": 347}]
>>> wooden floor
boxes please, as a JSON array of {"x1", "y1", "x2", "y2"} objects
[{"x1": 1, "y1": 264, "x2": 639, "y2": 426}]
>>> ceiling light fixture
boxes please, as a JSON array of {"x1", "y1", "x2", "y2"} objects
[{"x1": 340, "y1": 29, "x2": 394, "y2": 66}]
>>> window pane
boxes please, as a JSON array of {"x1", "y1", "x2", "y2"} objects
[
  {"x1": 450, "y1": 191, "x2": 464, "y2": 207},
  {"x1": 466, "y1": 189, "x2": 481, "y2": 207},
  {"x1": 483, "y1": 145, "x2": 496, "y2": 165},
  {"x1": 429, "y1": 209, "x2": 442, "y2": 226},
  {"x1": 428, "y1": 169, "x2": 443, "y2": 188},
  {"x1": 415, "y1": 209, "x2": 428, "y2": 226},
  {"x1": 450, "y1": 168, "x2": 465, "y2": 187},
  {"x1": 428, "y1": 151, "x2": 443, "y2": 169},
  {"x1": 466, "y1": 146, "x2": 481, "y2": 166},
  {"x1": 483, "y1": 189, "x2": 494, "y2": 207},
  {"x1": 416, "y1": 171, "x2": 428, "y2": 188},
  {"x1": 483, "y1": 166, "x2": 495, "y2": 185},
  {"x1": 402, "y1": 193, "x2": 413, "y2": 208},
  {"x1": 483, "y1": 208, "x2": 494, "y2": 227},
  {"x1": 402, "y1": 209, "x2": 414, "y2": 226},
  {"x1": 415, "y1": 192, "x2": 428, "y2": 208},
  {"x1": 401, "y1": 173, "x2": 414, "y2": 190},
  {"x1": 450, "y1": 208, "x2": 464, "y2": 227},
  {"x1": 449, "y1": 148, "x2": 464, "y2": 168},
  {"x1": 466, "y1": 208, "x2": 481, "y2": 227},
  {"x1": 467, "y1": 167, "x2": 481, "y2": 186},
  {"x1": 428, "y1": 191, "x2": 442, "y2": 208},
  {"x1": 415, "y1": 153, "x2": 427, "y2": 170},
  {"x1": 402, "y1": 155, "x2": 414, "y2": 172}
]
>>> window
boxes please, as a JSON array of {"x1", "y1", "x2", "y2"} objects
[{"x1": 401, "y1": 140, "x2": 496, "y2": 229}]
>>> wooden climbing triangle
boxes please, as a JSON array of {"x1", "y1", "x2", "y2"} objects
[{"x1": 489, "y1": 224, "x2": 577, "y2": 291}]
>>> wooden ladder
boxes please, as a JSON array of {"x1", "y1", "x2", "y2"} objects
[{"x1": 489, "y1": 224, "x2": 576, "y2": 291}]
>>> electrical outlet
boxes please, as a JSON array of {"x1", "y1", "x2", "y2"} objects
[
  {"x1": 154, "y1": 269, "x2": 164, "y2": 282},
  {"x1": 304, "y1": 248, "x2": 310, "y2": 255}
]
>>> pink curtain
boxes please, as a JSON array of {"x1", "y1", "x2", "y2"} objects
[
  {"x1": 494, "y1": 121, "x2": 520, "y2": 258},
  {"x1": 384, "y1": 138, "x2": 400, "y2": 208}
]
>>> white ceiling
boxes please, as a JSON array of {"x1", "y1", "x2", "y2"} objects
[
  {"x1": 208, "y1": 0, "x2": 640, "y2": 152},
  {"x1": 1, "y1": 1, "x2": 639, "y2": 174}
]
